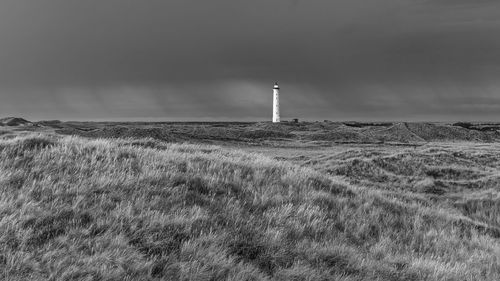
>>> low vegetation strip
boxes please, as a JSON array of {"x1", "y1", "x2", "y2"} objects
[
  {"x1": 49, "y1": 121, "x2": 500, "y2": 144},
  {"x1": 1, "y1": 134, "x2": 500, "y2": 280}
]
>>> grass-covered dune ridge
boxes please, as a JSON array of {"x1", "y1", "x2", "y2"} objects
[
  {"x1": 50, "y1": 121, "x2": 500, "y2": 145},
  {"x1": 1, "y1": 135, "x2": 500, "y2": 280}
]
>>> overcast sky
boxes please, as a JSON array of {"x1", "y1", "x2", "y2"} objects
[{"x1": 1, "y1": 0, "x2": 500, "y2": 121}]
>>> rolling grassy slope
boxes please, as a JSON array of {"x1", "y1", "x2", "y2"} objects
[{"x1": 1, "y1": 134, "x2": 500, "y2": 280}]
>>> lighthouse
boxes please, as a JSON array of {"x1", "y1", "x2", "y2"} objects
[{"x1": 272, "y1": 82, "x2": 280, "y2": 123}]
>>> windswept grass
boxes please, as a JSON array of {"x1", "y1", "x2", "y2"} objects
[{"x1": 1, "y1": 134, "x2": 500, "y2": 280}]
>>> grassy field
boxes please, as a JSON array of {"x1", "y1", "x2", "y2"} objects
[
  {"x1": 31, "y1": 119, "x2": 500, "y2": 145},
  {"x1": 1, "y1": 122, "x2": 500, "y2": 280}
]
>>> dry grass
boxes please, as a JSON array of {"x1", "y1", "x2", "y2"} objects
[{"x1": 1, "y1": 133, "x2": 500, "y2": 280}]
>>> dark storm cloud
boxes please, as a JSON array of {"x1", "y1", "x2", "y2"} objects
[{"x1": 0, "y1": 0, "x2": 500, "y2": 120}]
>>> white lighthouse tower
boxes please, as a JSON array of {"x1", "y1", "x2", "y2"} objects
[{"x1": 272, "y1": 82, "x2": 280, "y2": 123}]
